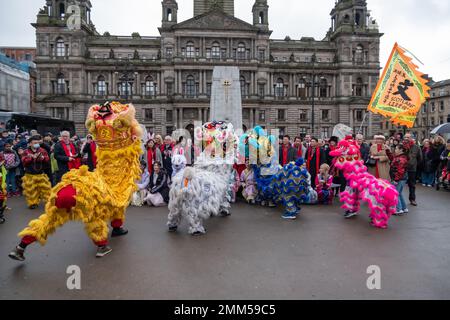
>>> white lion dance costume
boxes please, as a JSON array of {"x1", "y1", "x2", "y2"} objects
[
  {"x1": 167, "y1": 121, "x2": 235, "y2": 235},
  {"x1": 9, "y1": 102, "x2": 143, "y2": 260}
]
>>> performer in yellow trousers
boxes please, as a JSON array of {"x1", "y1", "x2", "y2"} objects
[{"x1": 21, "y1": 135, "x2": 51, "y2": 209}]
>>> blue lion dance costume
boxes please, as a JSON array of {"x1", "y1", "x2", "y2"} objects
[{"x1": 239, "y1": 126, "x2": 312, "y2": 219}]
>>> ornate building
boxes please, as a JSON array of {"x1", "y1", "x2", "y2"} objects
[{"x1": 33, "y1": 0, "x2": 382, "y2": 137}]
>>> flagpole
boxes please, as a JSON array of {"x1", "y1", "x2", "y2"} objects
[{"x1": 358, "y1": 111, "x2": 369, "y2": 135}]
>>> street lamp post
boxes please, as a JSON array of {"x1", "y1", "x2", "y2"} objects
[{"x1": 311, "y1": 53, "x2": 316, "y2": 136}]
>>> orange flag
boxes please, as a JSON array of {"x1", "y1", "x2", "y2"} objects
[{"x1": 368, "y1": 43, "x2": 430, "y2": 128}]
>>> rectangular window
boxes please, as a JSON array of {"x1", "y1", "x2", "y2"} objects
[
  {"x1": 166, "y1": 47, "x2": 173, "y2": 58},
  {"x1": 300, "y1": 110, "x2": 307, "y2": 122},
  {"x1": 258, "y1": 84, "x2": 265, "y2": 98},
  {"x1": 356, "y1": 110, "x2": 364, "y2": 122},
  {"x1": 299, "y1": 127, "x2": 307, "y2": 137},
  {"x1": 259, "y1": 110, "x2": 266, "y2": 121},
  {"x1": 166, "y1": 110, "x2": 173, "y2": 122},
  {"x1": 259, "y1": 49, "x2": 265, "y2": 62},
  {"x1": 206, "y1": 49, "x2": 211, "y2": 59},
  {"x1": 144, "y1": 109, "x2": 153, "y2": 121},
  {"x1": 321, "y1": 127, "x2": 329, "y2": 139},
  {"x1": 322, "y1": 110, "x2": 329, "y2": 120},
  {"x1": 51, "y1": 107, "x2": 70, "y2": 120},
  {"x1": 166, "y1": 82, "x2": 173, "y2": 96},
  {"x1": 431, "y1": 102, "x2": 435, "y2": 112},
  {"x1": 278, "y1": 127, "x2": 286, "y2": 136},
  {"x1": 278, "y1": 109, "x2": 286, "y2": 121},
  {"x1": 440, "y1": 101, "x2": 444, "y2": 111},
  {"x1": 166, "y1": 126, "x2": 174, "y2": 135}
]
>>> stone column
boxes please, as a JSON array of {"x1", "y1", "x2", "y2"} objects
[{"x1": 179, "y1": 108, "x2": 184, "y2": 128}]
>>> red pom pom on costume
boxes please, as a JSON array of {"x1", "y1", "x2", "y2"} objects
[{"x1": 55, "y1": 185, "x2": 77, "y2": 212}]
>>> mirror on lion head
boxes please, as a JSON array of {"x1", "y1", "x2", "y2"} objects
[{"x1": 85, "y1": 101, "x2": 143, "y2": 150}]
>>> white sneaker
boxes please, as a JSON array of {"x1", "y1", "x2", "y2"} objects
[
  {"x1": 422, "y1": 184, "x2": 426, "y2": 187},
  {"x1": 403, "y1": 209, "x2": 409, "y2": 213},
  {"x1": 427, "y1": 185, "x2": 433, "y2": 187},
  {"x1": 394, "y1": 210, "x2": 404, "y2": 215}
]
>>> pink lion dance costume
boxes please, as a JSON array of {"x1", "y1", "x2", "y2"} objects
[{"x1": 329, "y1": 137, "x2": 398, "y2": 229}]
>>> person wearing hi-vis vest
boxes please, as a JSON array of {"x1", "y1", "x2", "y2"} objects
[
  {"x1": 0, "y1": 153, "x2": 8, "y2": 224},
  {"x1": 21, "y1": 135, "x2": 51, "y2": 209},
  {"x1": 53, "y1": 131, "x2": 81, "y2": 183}
]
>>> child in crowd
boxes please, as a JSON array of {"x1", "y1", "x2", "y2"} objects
[
  {"x1": 315, "y1": 163, "x2": 334, "y2": 205},
  {"x1": 390, "y1": 144, "x2": 409, "y2": 216},
  {"x1": 131, "y1": 161, "x2": 150, "y2": 207},
  {"x1": 439, "y1": 140, "x2": 450, "y2": 184},
  {"x1": 240, "y1": 160, "x2": 257, "y2": 204},
  {"x1": 3, "y1": 141, "x2": 21, "y2": 197}
]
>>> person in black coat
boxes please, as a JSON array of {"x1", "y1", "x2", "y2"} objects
[
  {"x1": 305, "y1": 137, "x2": 326, "y2": 188},
  {"x1": 53, "y1": 131, "x2": 81, "y2": 183},
  {"x1": 82, "y1": 135, "x2": 97, "y2": 172},
  {"x1": 146, "y1": 162, "x2": 170, "y2": 206},
  {"x1": 279, "y1": 135, "x2": 297, "y2": 166}
]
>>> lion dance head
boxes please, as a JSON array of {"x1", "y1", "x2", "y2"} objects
[{"x1": 85, "y1": 101, "x2": 143, "y2": 150}]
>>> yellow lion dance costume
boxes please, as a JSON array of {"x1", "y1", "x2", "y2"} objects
[{"x1": 8, "y1": 102, "x2": 142, "y2": 260}]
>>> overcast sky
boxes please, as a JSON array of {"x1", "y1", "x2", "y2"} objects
[{"x1": 0, "y1": 0, "x2": 449, "y2": 81}]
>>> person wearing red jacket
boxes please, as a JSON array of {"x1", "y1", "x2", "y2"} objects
[
  {"x1": 390, "y1": 144, "x2": 409, "y2": 216},
  {"x1": 21, "y1": 135, "x2": 51, "y2": 209}
]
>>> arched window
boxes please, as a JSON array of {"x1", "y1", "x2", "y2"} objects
[
  {"x1": 240, "y1": 76, "x2": 248, "y2": 97},
  {"x1": 237, "y1": 43, "x2": 246, "y2": 60},
  {"x1": 355, "y1": 13, "x2": 361, "y2": 26},
  {"x1": 118, "y1": 75, "x2": 133, "y2": 97},
  {"x1": 144, "y1": 76, "x2": 156, "y2": 97},
  {"x1": 259, "y1": 12, "x2": 264, "y2": 24},
  {"x1": 186, "y1": 42, "x2": 195, "y2": 58},
  {"x1": 212, "y1": 42, "x2": 220, "y2": 59},
  {"x1": 343, "y1": 14, "x2": 350, "y2": 24},
  {"x1": 275, "y1": 78, "x2": 285, "y2": 97},
  {"x1": 97, "y1": 75, "x2": 106, "y2": 96},
  {"x1": 355, "y1": 77, "x2": 363, "y2": 96},
  {"x1": 185, "y1": 75, "x2": 196, "y2": 97},
  {"x1": 319, "y1": 78, "x2": 328, "y2": 98},
  {"x1": 57, "y1": 73, "x2": 66, "y2": 94},
  {"x1": 167, "y1": 9, "x2": 172, "y2": 21},
  {"x1": 298, "y1": 78, "x2": 307, "y2": 98},
  {"x1": 56, "y1": 38, "x2": 65, "y2": 57},
  {"x1": 355, "y1": 44, "x2": 364, "y2": 63}
]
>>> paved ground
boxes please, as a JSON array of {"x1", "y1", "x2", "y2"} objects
[{"x1": 0, "y1": 186, "x2": 449, "y2": 300}]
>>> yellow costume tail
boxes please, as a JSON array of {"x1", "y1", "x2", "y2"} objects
[{"x1": 22, "y1": 174, "x2": 51, "y2": 207}]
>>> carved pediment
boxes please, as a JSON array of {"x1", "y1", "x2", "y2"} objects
[{"x1": 173, "y1": 9, "x2": 258, "y2": 32}]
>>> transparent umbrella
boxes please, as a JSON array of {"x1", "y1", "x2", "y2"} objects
[{"x1": 430, "y1": 123, "x2": 450, "y2": 135}]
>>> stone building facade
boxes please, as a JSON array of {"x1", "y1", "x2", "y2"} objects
[
  {"x1": 33, "y1": 0, "x2": 382, "y2": 137},
  {"x1": 0, "y1": 53, "x2": 32, "y2": 113},
  {"x1": 411, "y1": 80, "x2": 450, "y2": 141}
]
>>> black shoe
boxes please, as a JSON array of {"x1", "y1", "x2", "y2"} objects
[
  {"x1": 410, "y1": 201, "x2": 417, "y2": 206},
  {"x1": 96, "y1": 246, "x2": 112, "y2": 258},
  {"x1": 8, "y1": 246, "x2": 25, "y2": 261},
  {"x1": 192, "y1": 231, "x2": 205, "y2": 236},
  {"x1": 168, "y1": 225, "x2": 178, "y2": 232},
  {"x1": 344, "y1": 211, "x2": 358, "y2": 219},
  {"x1": 28, "y1": 204, "x2": 38, "y2": 210},
  {"x1": 111, "y1": 227, "x2": 128, "y2": 237},
  {"x1": 220, "y1": 210, "x2": 231, "y2": 217}
]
